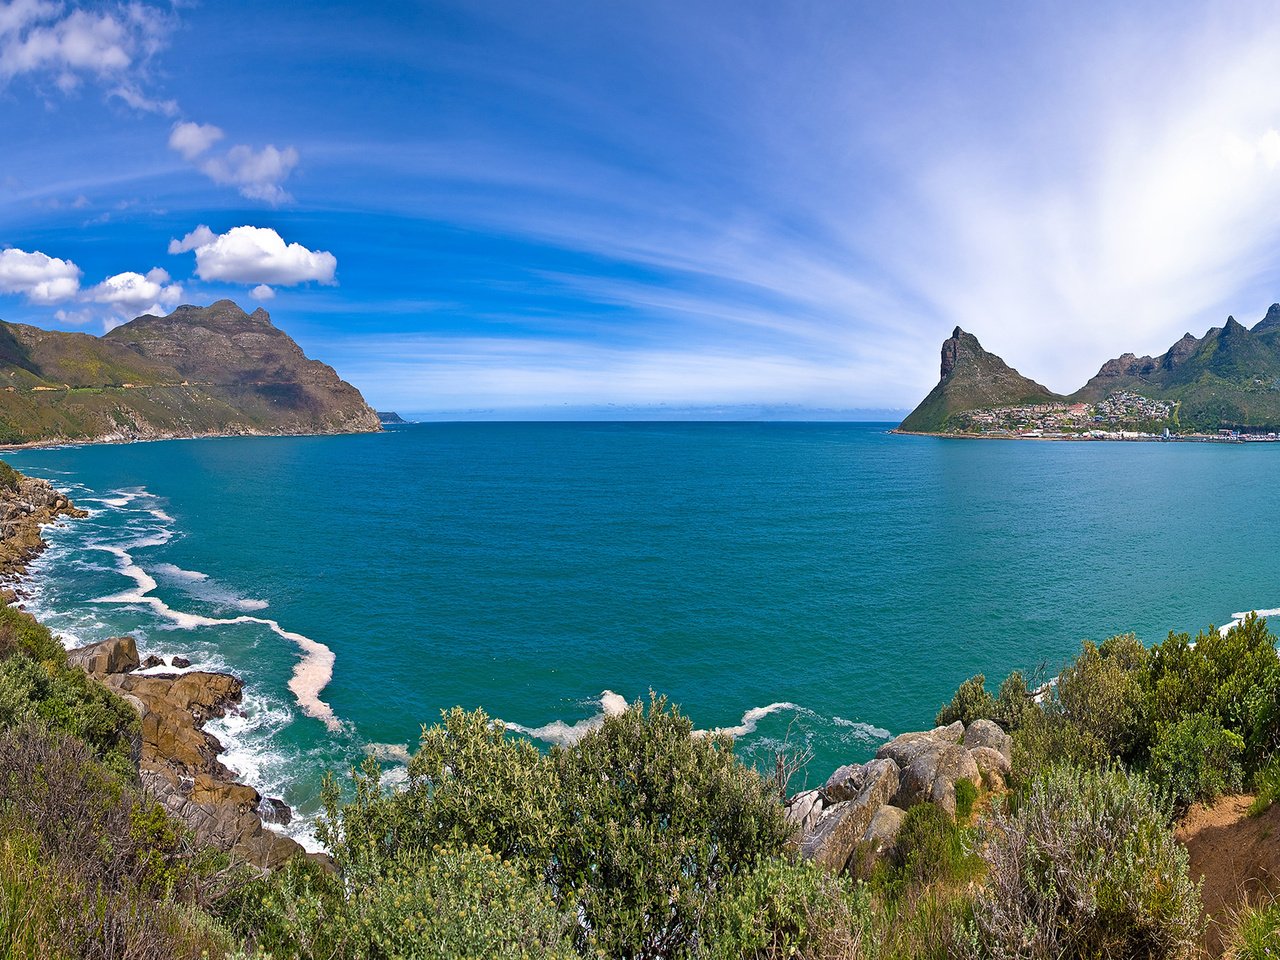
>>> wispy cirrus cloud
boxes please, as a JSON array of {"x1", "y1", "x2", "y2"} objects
[{"x1": 0, "y1": 0, "x2": 175, "y2": 113}]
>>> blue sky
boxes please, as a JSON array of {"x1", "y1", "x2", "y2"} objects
[{"x1": 5, "y1": 1, "x2": 1280, "y2": 416}]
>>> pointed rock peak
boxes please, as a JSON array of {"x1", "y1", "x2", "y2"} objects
[
  {"x1": 951, "y1": 326, "x2": 966, "y2": 340},
  {"x1": 1254, "y1": 303, "x2": 1280, "y2": 333},
  {"x1": 1224, "y1": 315, "x2": 1247, "y2": 333},
  {"x1": 250, "y1": 307, "x2": 272, "y2": 324}
]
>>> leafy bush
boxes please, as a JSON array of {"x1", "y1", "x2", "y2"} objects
[
  {"x1": 1011, "y1": 702, "x2": 1110, "y2": 782},
  {"x1": 343, "y1": 845, "x2": 576, "y2": 960},
  {"x1": 0, "y1": 726, "x2": 235, "y2": 960},
  {"x1": 319, "y1": 695, "x2": 791, "y2": 959},
  {"x1": 704, "y1": 857, "x2": 868, "y2": 960},
  {"x1": 0, "y1": 459, "x2": 20, "y2": 493},
  {"x1": 1055, "y1": 635, "x2": 1149, "y2": 764},
  {"x1": 0, "y1": 605, "x2": 139, "y2": 777},
  {"x1": 969, "y1": 764, "x2": 1202, "y2": 960},
  {"x1": 991, "y1": 670, "x2": 1035, "y2": 731},
  {"x1": 1148, "y1": 711, "x2": 1244, "y2": 815},
  {"x1": 936, "y1": 674, "x2": 994, "y2": 727}
]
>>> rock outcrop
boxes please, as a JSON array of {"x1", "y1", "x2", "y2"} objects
[
  {"x1": 0, "y1": 473, "x2": 86, "y2": 577},
  {"x1": 66, "y1": 635, "x2": 140, "y2": 675},
  {"x1": 73, "y1": 650, "x2": 304, "y2": 870},
  {"x1": 788, "y1": 718, "x2": 1013, "y2": 873}
]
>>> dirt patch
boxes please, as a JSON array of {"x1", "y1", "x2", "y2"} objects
[{"x1": 1176, "y1": 794, "x2": 1280, "y2": 956}]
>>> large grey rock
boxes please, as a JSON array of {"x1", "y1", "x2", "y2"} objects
[
  {"x1": 970, "y1": 745, "x2": 1012, "y2": 791},
  {"x1": 800, "y1": 759, "x2": 899, "y2": 871},
  {"x1": 785, "y1": 789, "x2": 825, "y2": 837},
  {"x1": 821, "y1": 758, "x2": 900, "y2": 804},
  {"x1": 933, "y1": 720, "x2": 965, "y2": 743},
  {"x1": 894, "y1": 741, "x2": 980, "y2": 816},
  {"x1": 863, "y1": 804, "x2": 906, "y2": 852},
  {"x1": 963, "y1": 718, "x2": 1013, "y2": 761},
  {"x1": 67, "y1": 636, "x2": 140, "y2": 675}
]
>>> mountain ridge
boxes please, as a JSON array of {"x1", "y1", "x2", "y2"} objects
[
  {"x1": 0, "y1": 300, "x2": 379, "y2": 445},
  {"x1": 900, "y1": 303, "x2": 1280, "y2": 434}
]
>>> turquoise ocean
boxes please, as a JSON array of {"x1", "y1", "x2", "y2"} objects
[{"x1": 8, "y1": 422, "x2": 1280, "y2": 848}]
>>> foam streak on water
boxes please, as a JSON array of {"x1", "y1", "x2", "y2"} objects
[{"x1": 90, "y1": 540, "x2": 342, "y2": 732}]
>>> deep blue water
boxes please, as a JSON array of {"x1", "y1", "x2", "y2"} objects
[{"x1": 8, "y1": 423, "x2": 1280, "y2": 845}]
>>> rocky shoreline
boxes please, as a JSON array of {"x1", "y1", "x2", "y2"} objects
[{"x1": 0, "y1": 470, "x2": 306, "y2": 871}]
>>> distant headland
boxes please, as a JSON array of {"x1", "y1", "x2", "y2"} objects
[
  {"x1": 897, "y1": 305, "x2": 1280, "y2": 440},
  {"x1": 0, "y1": 300, "x2": 379, "y2": 447}
]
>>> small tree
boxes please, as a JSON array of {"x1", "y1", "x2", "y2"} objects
[{"x1": 936, "y1": 674, "x2": 994, "y2": 727}]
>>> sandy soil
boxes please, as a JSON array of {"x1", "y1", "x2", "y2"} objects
[{"x1": 1177, "y1": 794, "x2": 1280, "y2": 957}]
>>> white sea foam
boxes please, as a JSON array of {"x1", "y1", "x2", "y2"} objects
[
  {"x1": 154, "y1": 562, "x2": 269, "y2": 611},
  {"x1": 1220, "y1": 607, "x2": 1280, "y2": 636},
  {"x1": 502, "y1": 690, "x2": 629, "y2": 747},
  {"x1": 86, "y1": 514, "x2": 340, "y2": 732},
  {"x1": 699, "y1": 701, "x2": 801, "y2": 738},
  {"x1": 832, "y1": 717, "x2": 891, "y2": 741},
  {"x1": 154, "y1": 563, "x2": 209, "y2": 582}
]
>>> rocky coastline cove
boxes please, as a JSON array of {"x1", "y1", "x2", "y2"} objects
[
  {"x1": 1, "y1": 462, "x2": 1004, "y2": 882},
  {"x1": 0, "y1": 467, "x2": 305, "y2": 871}
]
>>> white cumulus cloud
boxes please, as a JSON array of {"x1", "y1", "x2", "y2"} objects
[
  {"x1": 250, "y1": 284, "x2": 275, "y2": 300},
  {"x1": 169, "y1": 225, "x2": 337, "y2": 286},
  {"x1": 0, "y1": 247, "x2": 81, "y2": 303},
  {"x1": 86, "y1": 267, "x2": 182, "y2": 317},
  {"x1": 168, "y1": 120, "x2": 224, "y2": 161}
]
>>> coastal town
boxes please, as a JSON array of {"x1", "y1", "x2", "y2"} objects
[{"x1": 946, "y1": 391, "x2": 1280, "y2": 441}]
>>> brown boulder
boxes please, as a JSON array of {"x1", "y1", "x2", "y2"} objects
[{"x1": 67, "y1": 636, "x2": 140, "y2": 675}]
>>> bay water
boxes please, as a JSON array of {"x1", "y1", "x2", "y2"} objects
[{"x1": 9, "y1": 423, "x2": 1279, "y2": 846}]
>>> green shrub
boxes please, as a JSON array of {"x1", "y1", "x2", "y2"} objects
[
  {"x1": 888, "y1": 803, "x2": 973, "y2": 890},
  {"x1": 970, "y1": 764, "x2": 1202, "y2": 960},
  {"x1": 991, "y1": 670, "x2": 1035, "y2": 731},
  {"x1": 320, "y1": 696, "x2": 792, "y2": 959},
  {"x1": 936, "y1": 674, "x2": 994, "y2": 727},
  {"x1": 1148, "y1": 711, "x2": 1244, "y2": 815},
  {"x1": 342, "y1": 845, "x2": 576, "y2": 960},
  {"x1": 0, "y1": 459, "x2": 20, "y2": 493},
  {"x1": 1249, "y1": 757, "x2": 1280, "y2": 818},
  {"x1": 216, "y1": 857, "x2": 345, "y2": 960},
  {"x1": 1010, "y1": 704, "x2": 1109, "y2": 783},
  {"x1": 1225, "y1": 896, "x2": 1280, "y2": 959},
  {"x1": 1056, "y1": 635, "x2": 1150, "y2": 764},
  {"x1": 704, "y1": 857, "x2": 868, "y2": 960}
]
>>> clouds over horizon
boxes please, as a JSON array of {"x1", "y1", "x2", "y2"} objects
[{"x1": 11, "y1": 3, "x2": 1280, "y2": 410}]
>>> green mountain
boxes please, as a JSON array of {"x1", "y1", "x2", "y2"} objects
[
  {"x1": 0, "y1": 300, "x2": 379, "y2": 444},
  {"x1": 898, "y1": 327, "x2": 1061, "y2": 433},
  {"x1": 1070, "y1": 306, "x2": 1280, "y2": 432}
]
